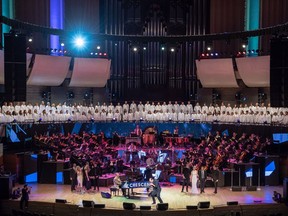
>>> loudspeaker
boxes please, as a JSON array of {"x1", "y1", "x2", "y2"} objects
[
  {"x1": 123, "y1": 202, "x2": 136, "y2": 210},
  {"x1": 227, "y1": 201, "x2": 238, "y2": 206},
  {"x1": 270, "y1": 37, "x2": 288, "y2": 107},
  {"x1": 156, "y1": 203, "x2": 169, "y2": 211},
  {"x1": 82, "y1": 200, "x2": 94, "y2": 208},
  {"x1": 4, "y1": 33, "x2": 27, "y2": 102},
  {"x1": 246, "y1": 186, "x2": 257, "y2": 191},
  {"x1": 198, "y1": 201, "x2": 210, "y2": 209},
  {"x1": 140, "y1": 205, "x2": 151, "y2": 210},
  {"x1": 232, "y1": 186, "x2": 242, "y2": 191},
  {"x1": 94, "y1": 204, "x2": 105, "y2": 209},
  {"x1": 186, "y1": 205, "x2": 198, "y2": 210},
  {"x1": 55, "y1": 199, "x2": 67, "y2": 203},
  {"x1": 101, "y1": 191, "x2": 111, "y2": 199}
]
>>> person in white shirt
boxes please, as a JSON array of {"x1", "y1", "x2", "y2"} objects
[
  {"x1": 186, "y1": 101, "x2": 193, "y2": 114},
  {"x1": 130, "y1": 101, "x2": 137, "y2": 112},
  {"x1": 194, "y1": 102, "x2": 201, "y2": 113},
  {"x1": 115, "y1": 102, "x2": 123, "y2": 114},
  {"x1": 177, "y1": 110, "x2": 185, "y2": 122},
  {"x1": 123, "y1": 101, "x2": 130, "y2": 114},
  {"x1": 107, "y1": 103, "x2": 114, "y2": 113},
  {"x1": 202, "y1": 103, "x2": 208, "y2": 114},
  {"x1": 179, "y1": 102, "x2": 186, "y2": 114},
  {"x1": 138, "y1": 101, "x2": 144, "y2": 112},
  {"x1": 208, "y1": 103, "x2": 215, "y2": 115}
]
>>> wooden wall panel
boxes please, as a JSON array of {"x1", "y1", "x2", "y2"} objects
[{"x1": 210, "y1": 0, "x2": 245, "y2": 54}]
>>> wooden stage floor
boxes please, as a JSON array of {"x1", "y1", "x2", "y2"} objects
[{"x1": 18, "y1": 183, "x2": 283, "y2": 210}]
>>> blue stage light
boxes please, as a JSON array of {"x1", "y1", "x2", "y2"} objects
[{"x1": 74, "y1": 36, "x2": 85, "y2": 48}]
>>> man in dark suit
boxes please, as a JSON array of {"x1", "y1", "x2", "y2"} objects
[
  {"x1": 70, "y1": 163, "x2": 77, "y2": 192},
  {"x1": 181, "y1": 163, "x2": 191, "y2": 192},
  {"x1": 211, "y1": 165, "x2": 220, "y2": 194},
  {"x1": 20, "y1": 184, "x2": 30, "y2": 209},
  {"x1": 198, "y1": 165, "x2": 207, "y2": 193},
  {"x1": 149, "y1": 177, "x2": 163, "y2": 204}
]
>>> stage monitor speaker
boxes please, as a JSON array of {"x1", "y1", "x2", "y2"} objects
[
  {"x1": 123, "y1": 202, "x2": 136, "y2": 210},
  {"x1": 232, "y1": 186, "x2": 242, "y2": 191},
  {"x1": 246, "y1": 186, "x2": 257, "y2": 191},
  {"x1": 55, "y1": 199, "x2": 67, "y2": 203},
  {"x1": 101, "y1": 191, "x2": 111, "y2": 199},
  {"x1": 186, "y1": 205, "x2": 198, "y2": 210},
  {"x1": 140, "y1": 205, "x2": 151, "y2": 210},
  {"x1": 82, "y1": 200, "x2": 94, "y2": 208},
  {"x1": 198, "y1": 201, "x2": 210, "y2": 209},
  {"x1": 227, "y1": 201, "x2": 238, "y2": 206},
  {"x1": 94, "y1": 204, "x2": 105, "y2": 209},
  {"x1": 156, "y1": 203, "x2": 169, "y2": 211}
]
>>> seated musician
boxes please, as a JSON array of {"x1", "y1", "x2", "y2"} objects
[
  {"x1": 113, "y1": 172, "x2": 126, "y2": 196},
  {"x1": 134, "y1": 125, "x2": 143, "y2": 137}
]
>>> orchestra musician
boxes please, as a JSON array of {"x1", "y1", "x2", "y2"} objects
[
  {"x1": 20, "y1": 184, "x2": 31, "y2": 210},
  {"x1": 134, "y1": 125, "x2": 143, "y2": 137}
]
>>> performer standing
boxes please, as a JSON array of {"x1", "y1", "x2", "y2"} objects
[
  {"x1": 181, "y1": 163, "x2": 191, "y2": 192},
  {"x1": 76, "y1": 166, "x2": 83, "y2": 189},
  {"x1": 70, "y1": 163, "x2": 77, "y2": 192},
  {"x1": 191, "y1": 166, "x2": 199, "y2": 194},
  {"x1": 211, "y1": 165, "x2": 220, "y2": 194},
  {"x1": 149, "y1": 177, "x2": 163, "y2": 204},
  {"x1": 20, "y1": 184, "x2": 31, "y2": 210},
  {"x1": 198, "y1": 165, "x2": 207, "y2": 193}
]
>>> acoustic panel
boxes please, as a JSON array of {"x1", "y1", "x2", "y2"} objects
[
  {"x1": 69, "y1": 58, "x2": 111, "y2": 87},
  {"x1": 195, "y1": 58, "x2": 238, "y2": 88},
  {"x1": 236, "y1": 56, "x2": 270, "y2": 87},
  {"x1": 27, "y1": 54, "x2": 71, "y2": 86}
]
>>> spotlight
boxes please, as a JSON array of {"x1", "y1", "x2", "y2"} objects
[
  {"x1": 28, "y1": 38, "x2": 33, "y2": 42},
  {"x1": 74, "y1": 36, "x2": 85, "y2": 48},
  {"x1": 99, "y1": 53, "x2": 102, "y2": 55},
  {"x1": 103, "y1": 53, "x2": 107, "y2": 56},
  {"x1": 170, "y1": 48, "x2": 175, "y2": 52},
  {"x1": 95, "y1": 53, "x2": 98, "y2": 55},
  {"x1": 201, "y1": 53, "x2": 205, "y2": 57},
  {"x1": 133, "y1": 47, "x2": 138, "y2": 52},
  {"x1": 242, "y1": 44, "x2": 246, "y2": 48},
  {"x1": 143, "y1": 47, "x2": 147, "y2": 50},
  {"x1": 97, "y1": 46, "x2": 101, "y2": 50},
  {"x1": 207, "y1": 46, "x2": 211, "y2": 51},
  {"x1": 215, "y1": 53, "x2": 218, "y2": 56},
  {"x1": 90, "y1": 52, "x2": 94, "y2": 55},
  {"x1": 161, "y1": 47, "x2": 165, "y2": 51},
  {"x1": 61, "y1": 43, "x2": 65, "y2": 47},
  {"x1": 210, "y1": 53, "x2": 214, "y2": 56}
]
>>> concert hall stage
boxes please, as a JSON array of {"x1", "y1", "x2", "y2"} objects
[{"x1": 1, "y1": 183, "x2": 286, "y2": 216}]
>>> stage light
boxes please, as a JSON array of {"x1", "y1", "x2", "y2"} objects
[
  {"x1": 28, "y1": 38, "x2": 33, "y2": 42},
  {"x1": 242, "y1": 44, "x2": 246, "y2": 48},
  {"x1": 103, "y1": 53, "x2": 107, "y2": 56},
  {"x1": 74, "y1": 36, "x2": 85, "y2": 48},
  {"x1": 143, "y1": 47, "x2": 147, "y2": 50},
  {"x1": 161, "y1": 46, "x2": 165, "y2": 51},
  {"x1": 215, "y1": 52, "x2": 218, "y2": 56},
  {"x1": 201, "y1": 53, "x2": 205, "y2": 57},
  {"x1": 133, "y1": 47, "x2": 138, "y2": 52},
  {"x1": 170, "y1": 48, "x2": 175, "y2": 52},
  {"x1": 99, "y1": 53, "x2": 102, "y2": 55},
  {"x1": 206, "y1": 53, "x2": 209, "y2": 56},
  {"x1": 207, "y1": 46, "x2": 211, "y2": 51},
  {"x1": 61, "y1": 43, "x2": 65, "y2": 47},
  {"x1": 97, "y1": 46, "x2": 101, "y2": 50},
  {"x1": 210, "y1": 53, "x2": 214, "y2": 56},
  {"x1": 95, "y1": 53, "x2": 98, "y2": 55},
  {"x1": 90, "y1": 52, "x2": 94, "y2": 55}
]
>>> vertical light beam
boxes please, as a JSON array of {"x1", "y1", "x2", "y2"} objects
[
  {"x1": 245, "y1": 0, "x2": 260, "y2": 55},
  {"x1": 50, "y1": 0, "x2": 64, "y2": 51}
]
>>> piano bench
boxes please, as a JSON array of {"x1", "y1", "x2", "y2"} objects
[{"x1": 110, "y1": 187, "x2": 120, "y2": 196}]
